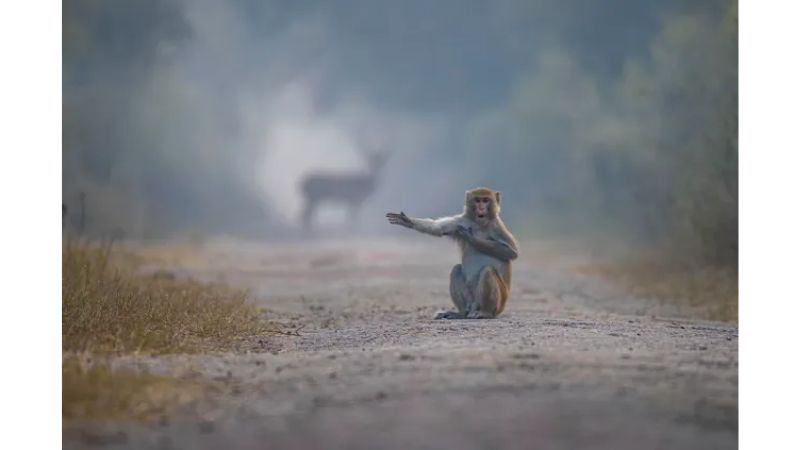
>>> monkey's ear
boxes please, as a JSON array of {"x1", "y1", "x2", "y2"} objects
[{"x1": 495, "y1": 191, "x2": 501, "y2": 204}]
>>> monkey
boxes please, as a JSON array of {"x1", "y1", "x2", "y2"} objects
[{"x1": 386, "y1": 187, "x2": 518, "y2": 319}]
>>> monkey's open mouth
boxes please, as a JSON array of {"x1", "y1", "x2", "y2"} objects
[{"x1": 477, "y1": 213, "x2": 486, "y2": 218}]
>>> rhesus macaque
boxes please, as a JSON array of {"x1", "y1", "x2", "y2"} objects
[{"x1": 386, "y1": 187, "x2": 518, "y2": 319}]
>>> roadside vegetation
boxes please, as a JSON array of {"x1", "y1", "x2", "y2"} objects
[
  {"x1": 578, "y1": 258, "x2": 737, "y2": 322},
  {"x1": 546, "y1": 3, "x2": 737, "y2": 321},
  {"x1": 63, "y1": 242, "x2": 273, "y2": 354},
  {"x1": 62, "y1": 357, "x2": 217, "y2": 421},
  {"x1": 62, "y1": 242, "x2": 276, "y2": 421}
]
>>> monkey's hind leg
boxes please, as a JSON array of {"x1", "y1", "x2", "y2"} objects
[
  {"x1": 435, "y1": 264, "x2": 471, "y2": 319},
  {"x1": 466, "y1": 266, "x2": 508, "y2": 319}
]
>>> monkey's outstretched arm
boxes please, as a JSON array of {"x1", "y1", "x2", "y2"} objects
[
  {"x1": 386, "y1": 212, "x2": 462, "y2": 237},
  {"x1": 412, "y1": 215, "x2": 462, "y2": 236}
]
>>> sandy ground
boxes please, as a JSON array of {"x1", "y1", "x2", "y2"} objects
[{"x1": 63, "y1": 237, "x2": 737, "y2": 450}]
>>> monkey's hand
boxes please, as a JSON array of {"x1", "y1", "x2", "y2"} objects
[
  {"x1": 386, "y1": 211, "x2": 414, "y2": 229},
  {"x1": 454, "y1": 223, "x2": 474, "y2": 241}
]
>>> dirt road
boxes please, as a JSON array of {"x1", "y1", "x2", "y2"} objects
[{"x1": 64, "y1": 237, "x2": 738, "y2": 450}]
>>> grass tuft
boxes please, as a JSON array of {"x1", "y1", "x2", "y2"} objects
[
  {"x1": 578, "y1": 260, "x2": 737, "y2": 322},
  {"x1": 63, "y1": 242, "x2": 278, "y2": 422},
  {"x1": 62, "y1": 357, "x2": 215, "y2": 421},
  {"x1": 63, "y1": 242, "x2": 275, "y2": 354}
]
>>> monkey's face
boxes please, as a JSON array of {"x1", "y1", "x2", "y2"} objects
[
  {"x1": 472, "y1": 196, "x2": 492, "y2": 220},
  {"x1": 465, "y1": 187, "x2": 501, "y2": 224}
]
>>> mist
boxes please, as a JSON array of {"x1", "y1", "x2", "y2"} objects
[{"x1": 62, "y1": 0, "x2": 736, "y2": 266}]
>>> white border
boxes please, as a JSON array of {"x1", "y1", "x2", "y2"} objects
[
  {"x1": 740, "y1": 0, "x2": 800, "y2": 448},
  {"x1": 0, "y1": 1, "x2": 62, "y2": 449}
]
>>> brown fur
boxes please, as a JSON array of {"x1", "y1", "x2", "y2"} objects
[
  {"x1": 477, "y1": 266, "x2": 509, "y2": 316},
  {"x1": 463, "y1": 187, "x2": 501, "y2": 222}
]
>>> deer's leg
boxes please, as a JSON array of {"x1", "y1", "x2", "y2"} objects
[
  {"x1": 301, "y1": 198, "x2": 316, "y2": 229},
  {"x1": 347, "y1": 202, "x2": 362, "y2": 228}
]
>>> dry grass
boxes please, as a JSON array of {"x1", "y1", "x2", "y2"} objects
[
  {"x1": 108, "y1": 240, "x2": 216, "y2": 273},
  {"x1": 578, "y1": 259, "x2": 737, "y2": 322},
  {"x1": 63, "y1": 357, "x2": 216, "y2": 421},
  {"x1": 63, "y1": 242, "x2": 276, "y2": 354},
  {"x1": 63, "y1": 242, "x2": 277, "y2": 422}
]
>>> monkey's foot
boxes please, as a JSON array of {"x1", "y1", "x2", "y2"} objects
[
  {"x1": 434, "y1": 310, "x2": 465, "y2": 320},
  {"x1": 466, "y1": 310, "x2": 496, "y2": 319}
]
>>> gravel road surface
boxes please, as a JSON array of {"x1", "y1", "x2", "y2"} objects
[{"x1": 64, "y1": 237, "x2": 738, "y2": 450}]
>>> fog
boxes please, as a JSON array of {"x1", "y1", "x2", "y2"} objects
[{"x1": 63, "y1": 0, "x2": 736, "y2": 265}]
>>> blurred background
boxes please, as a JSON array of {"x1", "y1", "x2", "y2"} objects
[{"x1": 62, "y1": 0, "x2": 737, "y2": 269}]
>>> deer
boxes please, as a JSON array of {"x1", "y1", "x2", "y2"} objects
[{"x1": 299, "y1": 150, "x2": 390, "y2": 229}]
